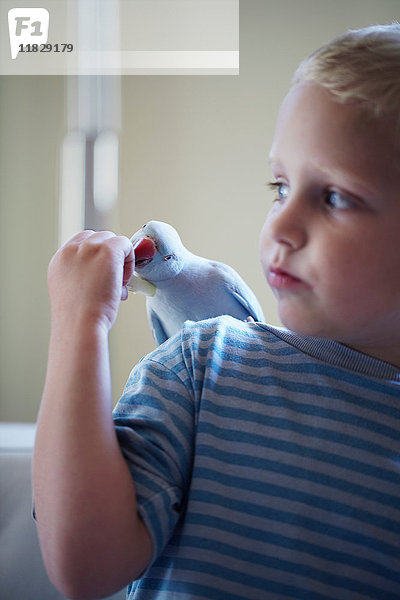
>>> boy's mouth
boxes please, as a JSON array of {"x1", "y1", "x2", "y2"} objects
[{"x1": 268, "y1": 266, "x2": 305, "y2": 290}]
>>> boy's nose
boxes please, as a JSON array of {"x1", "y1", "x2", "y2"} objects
[{"x1": 265, "y1": 197, "x2": 308, "y2": 250}]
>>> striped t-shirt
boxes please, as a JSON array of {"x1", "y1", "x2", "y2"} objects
[{"x1": 113, "y1": 316, "x2": 400, "y2": 600}]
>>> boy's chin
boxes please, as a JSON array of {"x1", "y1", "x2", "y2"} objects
[{"x1": 278, "y1": 307, "x2": 332, "y2": 339}]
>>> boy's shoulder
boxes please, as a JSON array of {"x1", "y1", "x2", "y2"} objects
[
  {"x1": 181, "y1": 315, "x2": 281, "y2": 346},
  {"x1": 142, "y1": 315, "x2": 291, "y2": 378},
  {"x1": 183, "y1": 316, "x2": 400, "y2": 385},
  {"x1": 179, "y1": 315, "x2": 299, "y2": 363},
  {"x1": 142, "y1": 315, "x2": 400, "y2": 386}
]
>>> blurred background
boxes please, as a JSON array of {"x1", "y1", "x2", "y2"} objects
[{"x1": 1, "y1": 0, "x2": 398, "y2": 422}]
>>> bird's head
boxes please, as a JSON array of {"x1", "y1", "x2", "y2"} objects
[{"x1": 130, "y1": 220, "x2": 188, "y2": 282}]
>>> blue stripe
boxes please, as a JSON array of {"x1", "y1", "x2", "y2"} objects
[
  {"x1": 151, "y1": 325, "x2": 400, "y2": 417},
  {"x1": 198, "y1": 334, "x2": 299, "y2": 356},
  {"x1": 136, "y1": 572, "x2": 334, "y2": 600},
  {"x1": 197, "y1": 443, "x2": 400, "y2": 510},
  {"x1": 199, "y1": 362, "x2": 400, "y2": 422},
  {"x1": 181, "y1": 319, "x2": 400, "y2": 405},
  {"x1": 118, "y1": 374, "x2": 193, "y2": 435},
  {"x1": 139, "y1": 496, "x2": 166, "y2": 556},
  {"x1": 185, "y1": 505, "x2": 400, "y2": 568},
  {"x1": 191, "y1": 339, "x2": 400, "y2": 413},
  {"x1": 169, "y1": 530, "x2": 400, "y2": 585},
  {"x1": 166, "y1": 535, "x2": 400, "y2": 596},
  {"x1": 133, "y1": 577, "x2": 258, "y2": 600},
  {"x1": 258, "y1": 325, "x2": 400, "y2": 391},
  {"x1": 199, "y1": 395, "x2": 397, "y2": 457},
  {"x1": 224, "y1": 338, "x2": 299, "y2": 356},
  {"x1": 199, "y1": 421, "x2": 399, "y2": 485},
  {"x1": 145, "y1": 553, "x2": 399, "y2": 600},
  {"x1": 116, "y1": 414, "x2": 190, "y2": 481},
  {"x1": 139, "y1": 483, "x2": 181, "y2": 542},
  {"x1": 306, "y1": 363, "x2": 400, "y2": 397},
  {"x1": 202, "y1": 381, "x2": 400, "y2": 441},
  {"x1": 121, "y1": 365, "x2": 193, "y2": 418},
  {"x1": 192, "y1": 466, "x2": 400, "y2": 539}
]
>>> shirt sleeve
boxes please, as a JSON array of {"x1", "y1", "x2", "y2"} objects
[{"x1": 112, "y1": 337, "x2": 195, "y2": 564}]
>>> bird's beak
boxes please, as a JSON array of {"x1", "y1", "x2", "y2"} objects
[{"x1": 132, "y1": 236, "x2": 156, "y2": 268}]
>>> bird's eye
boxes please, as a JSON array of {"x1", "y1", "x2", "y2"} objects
[
  {"x1": 163, "y1": 254, "x2": 173, "y2": 261},
  {"x1": 142, "y1": 224, "x2": 147, "y2": 228}
]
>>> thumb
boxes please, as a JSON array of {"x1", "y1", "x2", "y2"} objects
[
  {"x1": 122, "y1": 245, "x2": 135, "y2": 287},
  {"x1": 121, "y1": 285, "x2": 129, "y2": 302}
]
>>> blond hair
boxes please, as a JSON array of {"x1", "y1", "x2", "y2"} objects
[{"x1": 292, "y1": 23, "x2": 400, "y2": 131}]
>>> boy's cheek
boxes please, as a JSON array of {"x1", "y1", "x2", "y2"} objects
[
  {"x1": 258, "y1": 237, "x2": 271, "y2": 281},
  {"x1": 258, "y1": 220, "x2": 271, "y2": 257}
]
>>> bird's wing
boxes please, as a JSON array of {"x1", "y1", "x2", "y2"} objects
[
  {"x1": 211, "y1": 261, "x2": 265, "y2": 322},
  {"x1": 147, "y1": 306, "x2": 169, "y2": 345},
  {"x1": 231, "y1": 289, "x2": 265, "y2": 322}
]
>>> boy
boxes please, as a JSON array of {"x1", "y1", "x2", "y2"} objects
[{"x1": 33, "y1": 23, "x2": 400, "y2": 600}]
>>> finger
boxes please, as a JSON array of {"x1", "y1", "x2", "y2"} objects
[
  {"x1": 106, "y1": 234, "x2": 133, "y2": 255},
  {"x1": 123, "y1": 248, "x2": 135, "y2": 286},
  {"x1": 82, "y1": 230, "x2": 117, "y2": 244},
  {"x1": 61, "y1": 229, "x2": 96, "y2": 247},
  {"x1": 107, "y1": 236, "x2": 135, "y2": 285}
]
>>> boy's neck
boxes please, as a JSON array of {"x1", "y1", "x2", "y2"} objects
[{"x1": 342, "y1": 340, "x2": 400, "y2": 370}]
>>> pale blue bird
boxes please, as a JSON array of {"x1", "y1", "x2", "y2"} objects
[{"x1": 128, "y1": 220, "x2": 265, "y2": 345}]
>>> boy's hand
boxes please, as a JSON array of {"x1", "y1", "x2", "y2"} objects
[
  {"x1": 47, "y1": 230, "x2": 134, "y2": 331},
  {"x1": 36, "y1": 230, "x2": 152, "y2": 598}
]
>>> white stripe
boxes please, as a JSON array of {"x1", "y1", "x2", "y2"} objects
[{"x1": 73, "y1": 50, "x2": 239, "y2": 74}]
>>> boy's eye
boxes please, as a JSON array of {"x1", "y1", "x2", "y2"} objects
[
  {"x1": 268, "y1": 181, "x2": 289, "y2": 201},
  {"x1": 268, "y1": 182, "x2": 356, "y2": 210},
  {"x1": 325, "y1": 190, "x2": 353, "y2": 210}
]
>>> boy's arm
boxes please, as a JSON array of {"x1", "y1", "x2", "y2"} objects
[{"x1": 32, "y1": 231, "x2": 152, "y2": 600}]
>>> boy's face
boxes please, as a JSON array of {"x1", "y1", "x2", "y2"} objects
[{"x1": 259, "y1": 82, "x2": 400, "y2": 364}]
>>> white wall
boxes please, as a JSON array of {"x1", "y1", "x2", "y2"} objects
[
  {"x1": 1, "y1": 0, "x2": 398, "y2": 420},
  {"x1": 0, "y1": 76, "x2": 64, "y2": 421},
  {"x1": 111, "y1": 0, "x2": 400, "y2": 402}
]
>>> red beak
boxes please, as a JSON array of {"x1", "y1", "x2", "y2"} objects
[{"x1": 134, "y1": 237, "x2": 156, "y2": 266}]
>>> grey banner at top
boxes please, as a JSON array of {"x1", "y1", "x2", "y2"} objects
[{"x1": 0, "y1": 0, "x2": 239, "y2": 75}]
